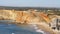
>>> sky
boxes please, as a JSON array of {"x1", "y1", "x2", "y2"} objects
[{"x1": 0, "y1": 0, "x2": 60, "y2": 8}]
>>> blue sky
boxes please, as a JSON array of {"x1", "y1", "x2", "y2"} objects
[{"x1": 0, "y1": 0, "x2": 60, "y2": 7}]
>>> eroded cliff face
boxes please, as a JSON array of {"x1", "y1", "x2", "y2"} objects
[{"x1": 0, "y1": 9, "x2": 57, "y2": 26}]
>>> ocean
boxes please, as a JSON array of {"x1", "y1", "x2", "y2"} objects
[{"x1": 0, "y1": 20, "x2": 42, "y2": 34}]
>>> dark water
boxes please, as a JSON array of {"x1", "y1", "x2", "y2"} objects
[{"x1": 0, "y1": 20, "x2": 42, "y2": 34}]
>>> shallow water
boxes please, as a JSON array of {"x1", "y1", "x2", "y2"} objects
[{"x1": 0, "y1": 20, "x2": 43, "y2": 34}]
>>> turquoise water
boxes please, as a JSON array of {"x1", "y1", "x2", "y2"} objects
[{"x1": 0, "y1": 20, "x2": 42, "y2": 34}]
